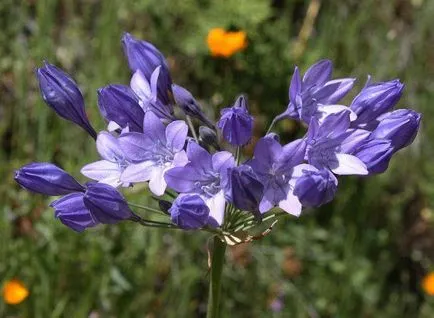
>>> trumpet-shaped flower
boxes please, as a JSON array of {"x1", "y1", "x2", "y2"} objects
[
  {"x1": 276, "y1": 60, "x2": 356, "y2": 124},
  {"x1": 248, "y1": 136, "x2": 307, "y2": 216},
  {"x1": 306, "y1": 111, "x2": 368, "y2": 175},
  {"x1": 165, "y1": 141, "x2": 235, "y2": 226},
  {"x1": 120, "y1": 111, "x2": 189, "y2": 196},
  {"x1": 81, "y1": 132, "x2": 130, "y2": 187}
]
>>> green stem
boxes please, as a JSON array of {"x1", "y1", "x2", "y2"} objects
[
  {"x1": 128, "y1": 202, "x2": 167, "y2": 216},
  {"x1": 186, "y1": 115, "x2": 199, "y2": 141},
  {"x1": 207, "y1": 236, "x2": 226, "y2": 318}
]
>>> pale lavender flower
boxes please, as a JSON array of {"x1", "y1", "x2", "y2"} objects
[
  {"x1": 131, "y1": 67, "x2": 174, "y2": 121},
  {"x1": 164, "y1": 141, "x2": 235, "y2": 226},
  {"x1": 119, "y1": 111, "x2": 189, "y2": 196},
  {"x1": 276, "y1": 60, "x2": 356, "y2": 124},
  {"x1": 248, "y1": 136, "x2": 307, "y2": 216},
  {"x1": 305, "y1": 110, "x2": 368, "y2": 175},
  {"x1": 81, "y1": 132, "x2": 130, "y2": 187}
]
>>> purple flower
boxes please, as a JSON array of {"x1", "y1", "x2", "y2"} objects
[
  {"x1": 293, "y1": 167, "x2": 338, "y2": 207},
  {"x1": 97, "y1": 84, "x2": 144, "y2": 132},
  {"x1": 351, "y1": 78, "x2": 404, "y2": 128},
  {"x1": 217, "y1": 95, "x2": 254, "y2": 146},
  {"x1": 50, "y1": 193, "x2": 98, "y2": 232},
  {"x1": 276, "y1": 60, "x2": 355, "y2": 124},
  {"x1": 131, "y1": 67, "x2": 175, "y2": 122},
  {"x1": 226, "y1": 165, "x2": 264, "y2": 213},
  {"x1": 306, "y1": 111, "x2": 368, "y2": 175},
  {"x1": 36, "y1": 62, "x2": 97, "y2": 139},
  {"x1": 83, "y1": 182, "x2": 134, "y2": 224},
  {"x1": 122, "y1": 32, "x2": 172, "y2": 105},
  {"x1": 172, "y1": 84, "x2": 214, "y2": 127},
  {"x1": 81, "y1": 132, "x2": 130, "y2": 188},
  {"x1": 14, "y1": 162, "x2": 85, "y2": 196},
  {"x1": 351, "y1": 138, "x2": 394, "y2": 174},
  {"x1": 164, "y1": 141, "x2": 235, "y2": 226},
  {"x1": 371, "y1": 109, "x2": 421, "y2": 151},
  {"x1": 248, "y1": 136, "x2": 307, "y2": 215},
  {"x1": 169, "y1": 194, "x2": 210, "y2": 230},
  {"x1": 119, "y1": 111, "x2": 189, "y2": 196}
]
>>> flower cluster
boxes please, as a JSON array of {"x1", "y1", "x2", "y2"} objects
[{"x1": 15, "y1": 33, "x2": 421, "y2": 239}]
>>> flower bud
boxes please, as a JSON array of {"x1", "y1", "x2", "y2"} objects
[
  {"x1": 372, "y1": 109, "x2": 421, "y2": 151},
  {"x1": 172, "y1": 84, "x2": 214, "y2": 127},
  {"x1": 36, "y1": 62, "x2": 97, "y2": 139},
  {"x1": 217, "y1": 95, "x2": 254, "y2": 146},
  {"x1": 199, "y1": 126, "x2": 219, "y2": 149},
  {"x1": 227, "y1": 165, "x2": 264, "y2": 214},
  {"x1": 51, "y1": 193, "x2": 98, "y2": 232},
  {"x1": 97, "y1": 84, "x2": 144, "y2": 132},
  {"x1": 14, "y1": 162, "x2": 85, "y2": 196},
  {"x1": 169, "y1": 194, "x2": 210, "y2": 230},
  {"x1": 83, "y1": 183, "x2": 133, "y2": 224},
  {"x1": 294, "y1": 168, "x2": 337, "y2": 207},
  {"x1": 121, "y1": 32, "x2": 172, "y2": 104},
  {"x1": 351, "y1": 79, "x2": 404, "y2": 126},
  {"x1": 352, "y1": 139, "x2": 394, "y2": 174}
]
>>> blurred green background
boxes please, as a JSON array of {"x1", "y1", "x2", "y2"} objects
[{"x1": 1, "y1": 0, "x2": 434, "y2": 316}]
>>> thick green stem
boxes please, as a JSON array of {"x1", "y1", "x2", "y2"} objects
[{"x1": 207, "y1": 236, "x2": 226, "y2": 318}]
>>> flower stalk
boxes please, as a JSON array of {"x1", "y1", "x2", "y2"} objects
[{"x1": 207, "y1": 236, "x2": 226, "y2": 318}]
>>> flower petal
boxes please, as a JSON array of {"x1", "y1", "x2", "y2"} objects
[
  {"x1": 331, "y1": 153, "x2": 368, "y2": 175},
  {"x1": 166, "y1": 120, "x2": 188, "y2": 152}
]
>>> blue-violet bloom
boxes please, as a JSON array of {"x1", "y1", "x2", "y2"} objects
[
  {"x1": 164, "y1": 141, "x2": 235, "y2": 226},
  {"x1": 120, "y1": 111, "x2": 189, "y2": 196}
]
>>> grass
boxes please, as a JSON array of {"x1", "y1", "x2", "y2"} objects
[{"x1": 1, "y1": 0, "x2": 434, "y2": 316}]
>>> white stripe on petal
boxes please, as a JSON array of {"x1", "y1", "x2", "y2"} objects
[
  {"x1": 205, "y1": 190, "x2": 225, "y2": 226},
  {"x1": 332, "y1": 153, "x2": 368, "y2": 175}
]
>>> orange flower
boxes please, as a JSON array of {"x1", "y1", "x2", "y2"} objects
[
  {"x1": 2, "y1": 279, "x2": 29, "y2": 305},
  {"x1": 422, "y1": 272, "x2": 434, "y2": 295},
  {"x1": 207, "y1": 28, "x2": 247, "y2": 58}
]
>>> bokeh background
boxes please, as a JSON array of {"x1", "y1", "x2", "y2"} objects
[{"x1": 1, "y1": 0, "x2": 434, "y2": 316}]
